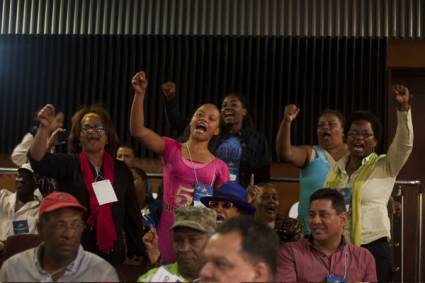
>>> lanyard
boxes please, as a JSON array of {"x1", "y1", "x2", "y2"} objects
[
  {"x1": 313, "y1": 244, "x2": 348, "y2": 279},
  {"x1": 185, "y1": 143, "x2": 216, "y2": 186}
]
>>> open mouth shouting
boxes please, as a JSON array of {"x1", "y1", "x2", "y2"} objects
[
  {"x1": 194, "y1": 122, "x2": 208, "y2": 134},
  {"x1": 216, "y1": 214, "x2": 225, "y2": 225},
  {"x1": 351, "y1": 143, "x2": 365, "y2": 155},
  {"x1": 265, "y1": 205, "x2": 277, "y2": 216},
  {"x1": 319, "y1": 131, "x2": 332, "y2": 142}
]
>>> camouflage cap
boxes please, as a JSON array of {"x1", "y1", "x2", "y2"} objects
[{"x1": 171, "y1": 206, "x2": 217, "y2": 233}]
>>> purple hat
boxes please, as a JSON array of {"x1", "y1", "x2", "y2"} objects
[{"x1": 200, "y1": 182, "x2": 256, "y2": 214}]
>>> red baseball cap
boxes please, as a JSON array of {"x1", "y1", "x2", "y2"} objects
[{"x1": 39, "y1": 192, "x2": 87, "y2": 217}]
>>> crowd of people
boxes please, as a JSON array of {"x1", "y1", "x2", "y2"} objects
[{"x1": 0, "y1": 70, "x2": 413, "y2": 282}]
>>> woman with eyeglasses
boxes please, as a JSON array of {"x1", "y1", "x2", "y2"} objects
[
  {"x1": 325, "y1": 85, "x2": 413, "y2": 282},
  {"x1": 28, "y1": 104, "x2": 145, "y2": 265},
  {"x1": 276, "y1": 106, "x2": 348, "y2": 234}
]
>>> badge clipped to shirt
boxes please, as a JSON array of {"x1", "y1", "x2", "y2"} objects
[
  {"x1": 92, "y1": 179, "x2": 118, "y2": 205},
  {"x1": 325, "y1": 274, "x2": 347, "y2": 283},
  {"x1": 12, "y1": 220, "x2": 29, "y2": 235},
  {"x1": 227, "y1": 161, "x2": 239, "y2": 182},
  {"x1": 193, "y1": 183, "x2": 213, "y2": 208},
  {"x1": 150, "y1": 266, "x2": 185, "y2": 282}
]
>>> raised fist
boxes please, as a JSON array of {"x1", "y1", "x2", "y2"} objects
[
  {"x1": 37, "y1": 104, "x2": 56, "y2": 129},
  {"x1": 283, "y1": 104, "x2": 300, "y2": 123},
  {"x1": 160, "y1": 81, "x2": 176, "y2": 101},
  {"x1": 132, "y1": 71, "x2": 148, "y2": 95},
  {"x1": 392, "y1": 84, "x2": 411, "y2": 111},
  {"x1": 143, "y1": 229, "x2": 159, "y2": 251}
]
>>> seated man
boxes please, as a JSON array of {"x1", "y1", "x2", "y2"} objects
[
  {"x1": 142, "y1": 183, "x2": 255, "y2": 266},
  {"x1": 0, "y1": 163, "x2": 42, "y2": 244},
  {"x1": 0, "y1": 192, "x2": 119, "y2": 282},
  {"x1": 200, "y1": 216, "x2": 279, "y2": 282},
  {"x1": 200, "y1": 182, "x2": 255, "y2": 225},
  {"x1": 138, "y1": 206, "x2": 216, "y2": 282},
  {"x1": 254, "y1": 182, "x2": 280, "y2": 228},
  {"x1": 276, "y1": 189, "x2": 377, "y2": 282}
]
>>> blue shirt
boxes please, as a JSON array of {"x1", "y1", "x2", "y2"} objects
[
  {"x1": 299, "y1": 146, "x2": 331, "y2": 234},
  {"x1": 215, "y1": 136, "x2": 242, "y2": 183}
]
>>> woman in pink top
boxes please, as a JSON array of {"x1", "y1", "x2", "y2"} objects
[{"x1": 130, "y1": 71, "x2": 229, "y2": 263}]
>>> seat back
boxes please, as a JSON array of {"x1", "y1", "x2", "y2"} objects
[{"x1": 1, "y1": 234, "x2": 42, "y2": 265}]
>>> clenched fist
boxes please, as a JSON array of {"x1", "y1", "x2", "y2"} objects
[
  {"x1": 132, "y1": 71, "x2": 148, "y2": 95},
  {"x1": 283, "y1": 104, "x2": 300, "y2": 123},
  {"x1": 160, "y1": 81, "x2": 176, "y2": 101},
  {"x1": 37, "y1": 104, "x2": 56, "y2": 129},
  {"x1": 392, "y1": 84, "x2": 411, "y2": 111}
]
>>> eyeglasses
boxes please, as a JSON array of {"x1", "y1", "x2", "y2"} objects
[
  {"x1": 48, "y1": 221, "x2": 86, "y2": 233},
  {"x1": 347, "y1": 131, "x2": 374, "y2": 139},
  {"x1": 208, "y1": 200, "x2": 235, "y2": 209},
  {"x1": 81, "y1": 125, "x2": 105, "y2": 133}
]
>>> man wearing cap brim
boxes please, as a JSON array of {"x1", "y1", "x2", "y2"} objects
[
  {"x1": 200, "y1": 182, "x2": 255, "y2": 225},
  {"x1": 0, "y1": 163, "x2": 42, "y2": 246},
  {"x1": 138, "y1": 206, "x2": 216, "y2": 282},
  {"x1": 0, "y1": 192, "x2": 119, "y2": 282}
]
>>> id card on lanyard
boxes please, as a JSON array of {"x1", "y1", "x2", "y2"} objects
[
  {"x1": 92, "y1": 179, "x2": 118, "y2": 205},
  {"x1": 185, "y1": 143, "x2": 215, "y2": 208},
  {"x1": 12, "y1": 220, "x2": 29, "y2": 235}
]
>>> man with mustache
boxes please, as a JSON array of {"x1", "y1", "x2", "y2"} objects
[
  {"x1": 276, "y1": 189, "x2": 377, "y2": 282},
  {"x1": 0, "y1": 192, "x2": 118, "y2": 282}
]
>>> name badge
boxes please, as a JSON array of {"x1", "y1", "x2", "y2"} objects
[
  {"x1": 150, "y1": 266, "x2": 185, "y2": 282},
  {"x1": 193, "y1": 183, "x2": 213, "y2": 208},
  {"x1": 325, "y1": 274, "x2": 347, "y2": 283},
  {"x1": 228, "y1": 163, "x2": 239, "y2": 182},
  {"x1": 12, "y1": 220, "x2": 29, "y2": 235},
  {"x1": 92, "y1": 180, "x2": 118, "y2": 205}
]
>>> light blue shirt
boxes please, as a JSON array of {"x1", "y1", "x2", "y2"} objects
[
  {"x1": 0, "y1": 244, "x2": 119, "y2": 282},
  {"x1": 299, "y1": 146, "x2": 331, "y2": 234}
]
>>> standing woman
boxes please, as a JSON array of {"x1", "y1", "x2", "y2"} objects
[
  {"x1": 130, "y1": 71, "x2": 229, "y2": 264},
  {"x1": 325, "y1": 85, "x2": 413, "y2": 282},
  {"x1": 276, "y1": 106, "x2": 348, "y2": 233},
  {"x1": 29, "y1": 104, "x2": 145, "y2": 264},
  {"x1": 161, "y1": 82, "x2": 271, "y2": 187}
]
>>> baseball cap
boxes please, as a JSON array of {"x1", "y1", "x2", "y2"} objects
[
  {"x1": 171, "y1": 206, "x2": 216, "y2": 233},
  {"x1": 39, "y1": 192, "x2": 87, "y2": 217}
]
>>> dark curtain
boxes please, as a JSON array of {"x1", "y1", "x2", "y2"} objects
[{"x1": 0, "y1": 35, "x2": 387, "y2": 159}]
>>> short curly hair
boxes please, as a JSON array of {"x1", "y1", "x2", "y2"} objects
[
  {"x1": 68, "y1": 105, "x2": 119, "y2": 155},
  {"x1": 347, "y1": 110, "x2": 382, "y2": 142}
]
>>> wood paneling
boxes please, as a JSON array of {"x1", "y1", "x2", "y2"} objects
[{"x1": 388, "y1": 40, "x2": 425, "y2": 69}]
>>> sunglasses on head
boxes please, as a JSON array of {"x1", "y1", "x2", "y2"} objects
[{"x1": 208, "y1": 200, "x2": 235, "y2": 209}]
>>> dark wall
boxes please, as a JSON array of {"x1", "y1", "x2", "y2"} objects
[{"x1": 0, "y1": 35, "x2": 387, "y2": 159}]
